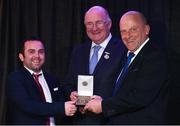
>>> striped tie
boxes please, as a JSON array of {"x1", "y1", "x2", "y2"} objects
[{"x1": 113, "y1": 52, "x2": 135, "y2": 95}]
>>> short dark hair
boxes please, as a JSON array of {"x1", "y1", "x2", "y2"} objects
[{"x1": 19, "y1": 36, "x2": 44, "y2": 54}]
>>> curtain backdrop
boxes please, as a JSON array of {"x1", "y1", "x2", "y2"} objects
[{"x1": 1, "y1": 0, "x2": 180, "y2": 124}]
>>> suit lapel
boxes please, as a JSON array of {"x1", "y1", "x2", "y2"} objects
[
  {"x1": 21, "y1": 67, "x2": 37, "y2": 88},
  {"x1": 120, "y1": 42, "x2": 151, "y2": 87},
  {"x1": 93, "y1": 38, "x2": 115, "y2": 74},
  {"x1": 128, "y1": 41, "x2": 151, "y2": 72},
  {"x1": 84, "y1": 41, "x2": 92, "y2": 74},
  {"x1": 21, "y1": 67, "x2": 43, "y2": 100}
]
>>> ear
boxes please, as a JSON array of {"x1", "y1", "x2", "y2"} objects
[
  {"x1": 19, "y1": 53, "x2": 24, "y2": 62},
  {"x1": 145, "y1": 24, "x2": 150, "y2": 35},
  {"x1": 107, "y1": 20, "x2": 112, "y2": 29}
]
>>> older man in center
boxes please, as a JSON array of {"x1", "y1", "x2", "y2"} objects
[{"x1": 64, "y1": 6, "x2": 125, "y2": 124}]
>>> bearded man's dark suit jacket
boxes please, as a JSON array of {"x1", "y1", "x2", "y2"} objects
[
  {"x1": 6, "y1": 67, "x2": 67, "y2": 125},
  {"x1": 64, "y1": 37, "x2": 125, "y2": 124},
  {"x1": 102, "y1": 40, "x2": 169, "y2": 124}
]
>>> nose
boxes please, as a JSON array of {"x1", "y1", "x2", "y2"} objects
[
  {"x1": 92, "y1": 24, "x2": 98, "y2": 31},
  {"x1": 34, "y1": 52, "x2": 40, "y2": 57},
  {"x1": 125, "y1": 31, "x2": 133, "y2": 39}
]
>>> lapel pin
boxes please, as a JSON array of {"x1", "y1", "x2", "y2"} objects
[{"x1": 104, "y1": 52, "x2": 110, "y2": 59}]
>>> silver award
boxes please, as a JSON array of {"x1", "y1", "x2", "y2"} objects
[{"x1": 76, "y1": 75, "x2": 94, "y2": 106}]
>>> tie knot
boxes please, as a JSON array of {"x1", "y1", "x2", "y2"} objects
[
  {"x1": 93, "y1": 45, "x2": 101, "y2": 53},
  {"x1": 33, "y1": 73, "x2": 42, "y2": 78},
  {"x1": 128, "y1": 52, "x2": 135, "y2": 59}
]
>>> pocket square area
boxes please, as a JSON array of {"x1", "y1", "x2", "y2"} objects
[{"x1": 53, "y1": 87, "x2": 59, "y2": 91}]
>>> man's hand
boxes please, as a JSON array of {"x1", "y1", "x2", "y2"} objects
[
  {"x1": 70, "y1": 91, "x2": 78, "y2": 101},
  {"x1": 84, "y1": 95, "x2": 103, "y2": 114},
  {"x1": 64, "y1": 101, "x2": 77, "y2": 116}
]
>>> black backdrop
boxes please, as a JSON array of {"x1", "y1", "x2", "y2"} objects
[{"x1": 0, "y1": 0, "x2": 180, "y2": 124}]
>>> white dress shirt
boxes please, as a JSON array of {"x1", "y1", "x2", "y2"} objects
[{"x1": 128, "y1": 37, "x2": 150, "y2": 64}]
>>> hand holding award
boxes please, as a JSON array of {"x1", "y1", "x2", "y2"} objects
[{"x1": 76, "y1": 75, "x2": 94, "y2": 106}]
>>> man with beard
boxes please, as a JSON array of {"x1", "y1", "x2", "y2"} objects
[{"x1": 6, "y1": 38, "x2": 77, "y2": 125}]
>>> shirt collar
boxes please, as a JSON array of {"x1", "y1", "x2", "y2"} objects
[
  {"x1": 91, "y1": 33, "x2": 112, "y2": 49},
  {"x1": 24, "y1": 66, "x2": 43, "y2": 75}
]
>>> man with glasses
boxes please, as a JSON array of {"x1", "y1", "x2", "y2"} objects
[{"x1": 64, "y1": 6, "x2": 125, "y2": 124}]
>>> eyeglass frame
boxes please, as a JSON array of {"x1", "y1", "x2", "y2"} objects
[{"x1": 84, "y1": 20, "x2": 109, "y2": 29}]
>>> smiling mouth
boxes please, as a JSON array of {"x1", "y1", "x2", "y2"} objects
[
  {"x1": 32, "y1": 60, "x2": 41, "y2": 65},
  {"x1": 127, "y1": 41, "x2": 134, "y2": 45},
  {"x1": 91, "y1": 30, "x2": 101, "y2": 34}
]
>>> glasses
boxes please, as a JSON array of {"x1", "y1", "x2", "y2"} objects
[{"x1": 85, "y1": 20, "x2": 108, "y2": 29}]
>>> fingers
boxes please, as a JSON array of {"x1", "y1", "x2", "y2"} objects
[
  {"x1": 69, "y1": 106, "x2": 77, "y2": 116},
  {"x1": 84, "y1": 98, "x2": 102, "y2": 114},
  {"x1": 84, "y1": 100, "x2": 92, "y2": 111},
  {"x1": 84, "y1": 104, "x2": 89, "y2": 111},
  {"x1": 70, "y1": 91, "x2": 78, "y2": 101},
  {"x1": 91, "y1": 95, "x2": 102, "y2": 100},
  {"x1": 68, "y1": 100, "x2": 76, "y2": 104},
  {"x1": 65, "y1": 101, "x2": 77, "y2": 116}
]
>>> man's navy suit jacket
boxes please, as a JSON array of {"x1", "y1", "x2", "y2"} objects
[
  {"x1": 64, "y1": 37, "x2": 125, "y2": 124},
  {"x1": 102, "y1": 40, "x2": 170, "y2": 124},
  {"x1": 6, "y1": 67, "x2": 66, "y2": 125}
]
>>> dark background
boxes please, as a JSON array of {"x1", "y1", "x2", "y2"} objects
[{"x1": 0, "y1": 0, "x2": 180, "y2": 124}]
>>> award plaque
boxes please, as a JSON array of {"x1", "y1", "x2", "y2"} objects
[{"x1": 76, "y1": 75, "x2": 94, "y2": 106}]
